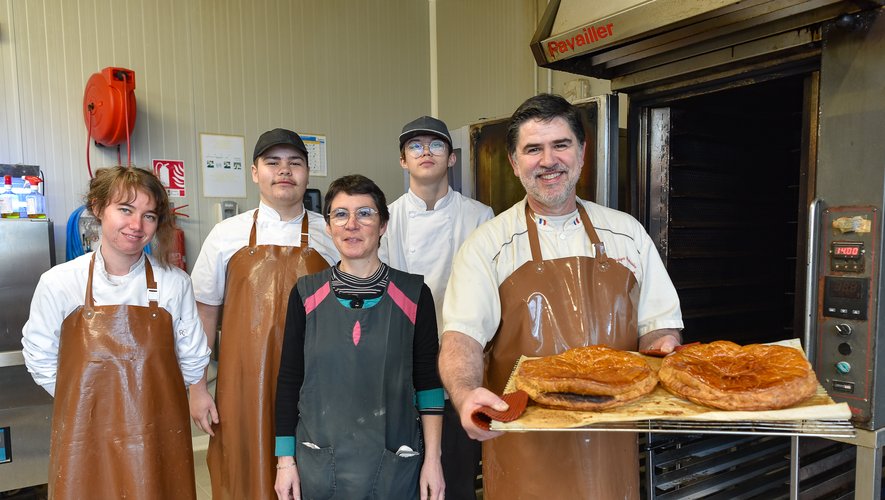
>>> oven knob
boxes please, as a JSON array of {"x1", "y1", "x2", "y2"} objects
[
  {"x1": 835, "y1": 324, "x2": 852, "y2": 337},
  {"x1": 836, "y1": 361, "x2": 851, "y2": 374}
]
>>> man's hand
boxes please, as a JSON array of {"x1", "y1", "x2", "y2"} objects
[
  {"x1": 638, "y1": 328, "x2": 682, "y2": 354},
  {"x1": 453, "y1": 387, "x2": 507, "y2": 441},
  {"x1": 189, "y1": 381, "x2": 219, "y2": 436},
  {"x1": 439, "y1": 331, "x2": 506, "y2": 441}
]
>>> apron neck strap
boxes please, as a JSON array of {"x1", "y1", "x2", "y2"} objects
[
  {"x1": 524, "y1": 203, "x2": 544, "y2": 262},
  {"x1": 144, "y1": 257, "x2": 159, "y2": 310},
  {"x1": 524, "y1": 202, "x2": 608, "y2": 262},
  {"x1": 300, "y1": 211, "x2": 310, "y2": 247},
  {"x1": 85, "y1": 254, "x2": 97, "y2": 308},
  {"x1": 251, "y1": 208, "x2": 311, "y2": 247},
  {"x1": 249, "y1": 209, "x2": 259, "y2": 247},
  {"x1": 576, "y1": 204, "x2": 608, "y2": 259},
  {"x1": 85, "y1": 253, "x2": 159, "y2": 308}
]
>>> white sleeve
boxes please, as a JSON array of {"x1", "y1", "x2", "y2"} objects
[
  {"x1": 307, "y1": 212, "x2": 340, "y2": 265},
  {"x1": 21, "y1": 273, "x2": 69, "y2": 396},
  {"x1": 190, "y1": 225, "x2": 227, "y2": 306},
  {"x1": 635, "y1": 229, "x2": 684, "y2": 335},
  {"x1": 442, "y1": 230, "x2": 502, "y2": 347},
  {"x1": 169, "y1": 272, "x2": 212, "y2": 385},
  {"x1": 378, "y1": 232, "x2": 391, "y2": 265}
]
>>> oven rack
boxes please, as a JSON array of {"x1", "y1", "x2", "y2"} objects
[{"x1": 505, "y1": 419, "x2": 856, "y2": 438}]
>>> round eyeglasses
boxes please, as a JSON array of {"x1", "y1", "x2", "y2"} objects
[
  {"x1": 404, "y1": 139, "x2": 447, "y2": 158},
  {"x1": 329, "y1": 207, "x2": 379, "y2": 226}
]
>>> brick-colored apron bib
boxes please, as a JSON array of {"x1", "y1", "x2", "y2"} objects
[
  {"x1": 50, "y1": 254, "x2": 195, "y2": 500},
  {"x1": 483, "y1": 204, "x2": 640, "y2": 500},
  {"x1": 207, "y1": 210, "x2": 330, "y2": 499}
]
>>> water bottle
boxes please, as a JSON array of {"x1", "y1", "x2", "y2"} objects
[
  {"x1": 18, "y1": 179, "x2": 30, "y2": 218},
  {"x1": 24, "y1": 176, "x2": 46, "y2": 218},
  {"x1": 0, "y1": 176, "x2": 18, "y2": 218}
]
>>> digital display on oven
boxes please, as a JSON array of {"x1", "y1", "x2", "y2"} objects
[
  {"x1": 828, "y1": 278, "x2": 865, "y2": 300},
  {"x1": 832, "y1": 241, "x2": 863, "y2": 259},
  {"x1": 822, "y1": 276, "x2": 869, "y2": 319}
]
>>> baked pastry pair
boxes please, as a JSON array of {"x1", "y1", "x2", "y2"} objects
[{"x1": 514, "y1": 341, "x2": 818, "y2": 412}]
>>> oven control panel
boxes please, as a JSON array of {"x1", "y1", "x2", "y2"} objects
[{"x1": 816, "y1": 206, "x2": 881, "y2": 428}]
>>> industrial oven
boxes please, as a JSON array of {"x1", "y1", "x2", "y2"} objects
[{"x1": 519, "y1": 0, "x2": 885, "y2": 498}]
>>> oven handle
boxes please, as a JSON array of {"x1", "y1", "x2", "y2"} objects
[{"x1": 804, "y1": 198, "x2": 823, "y2": 364}]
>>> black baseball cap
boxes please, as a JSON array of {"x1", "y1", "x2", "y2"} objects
[
  {"x1": 399, "y1": 116, "x2": 452, "y2": 150},
  {"x1": 253, "y1": 128, "x2": 308, "y2": 161}
]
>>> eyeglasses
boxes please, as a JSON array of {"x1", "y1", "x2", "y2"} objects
[
  {"x1": 404, "y1": 139, "x2": 447, "y2": 158},
  {"x1": 329, "y1": 207, "x2": 380, "y2": 226}
]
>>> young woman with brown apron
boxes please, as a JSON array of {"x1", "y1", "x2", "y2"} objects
[{"x1": 50, "y1": 255, "x2": 197, "y2": 499}]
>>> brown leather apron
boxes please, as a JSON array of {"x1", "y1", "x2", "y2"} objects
[
  {"x1": 483, "y1": 204, "x2": 640, "y2": 500},
  {"x1": 49, "y1": 254, "x2": 195, "y2": 500},
  {"x1": 207, "y1": 210, "x2": 330, "y2": 500}
]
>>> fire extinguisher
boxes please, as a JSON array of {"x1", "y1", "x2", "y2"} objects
[{"x1": 170, "y1": 205, "x2": 189, "y2": 271}]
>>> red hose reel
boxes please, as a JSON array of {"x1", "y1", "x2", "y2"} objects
[{"x1": 83, "y1": 67, "x2": 136, "y2": 147}]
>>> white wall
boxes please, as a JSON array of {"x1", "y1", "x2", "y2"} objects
[{"x1": 0, "y1": 0, "x2": 593, "y2": 267}]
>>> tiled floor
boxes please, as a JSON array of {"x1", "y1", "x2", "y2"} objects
[
  {"x1": 192, "y1": 361, "x2": 215, "y2": 500},
  {"x1": 193, "y1": 446, "x2": 211, "y2": 500}
]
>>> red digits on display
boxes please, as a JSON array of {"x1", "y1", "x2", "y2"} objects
[{"x1": 834, "y1": 245, "x2": 859, "y2": 256}]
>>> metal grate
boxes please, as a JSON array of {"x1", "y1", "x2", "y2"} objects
[{"x1": 511, "y1": 419, "x2": 856, "y2": 439}]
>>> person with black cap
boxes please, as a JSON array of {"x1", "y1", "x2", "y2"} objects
[
  {"x1": 380, "y1": 116, "x2": 493, "y2": 499},
  {"x1": 189, "y1": 128, "x2": 339, "y2": 499}
]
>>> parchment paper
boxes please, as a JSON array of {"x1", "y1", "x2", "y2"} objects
[{"x1": 492, "y1": 338, "x2": 851, "y2": 431}]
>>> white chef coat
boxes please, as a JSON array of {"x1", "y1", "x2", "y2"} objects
[
  {"x1": 443, "y1": 198, "x2": 684, "y2": 347},
  {"x1": 191, "y1": 202, "x2": 339, "y2": 306},
  {"x1": 380, "y1": 187, "x2": 494, "y2": 335},
  {"x1": 21, "y1": 248, "x2": 211, "y2": 395}
]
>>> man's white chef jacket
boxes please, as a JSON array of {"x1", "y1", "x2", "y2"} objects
[
  {"x1": 191, "y1": 202, "x2": 338, "y2": 306},
  {"x1": 380, "y1": 187, "x2": 494, "y2": 334},
  {"x1": 443, "y1": 198, "x2": 684, "y2": 347}
]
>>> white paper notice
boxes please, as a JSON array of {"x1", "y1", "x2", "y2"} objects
[
  {"x1": 300, "y1": 133, "x2": 327, "y2": 177},
  {"x1": 201, "y1": 133, "x2": 246, "y2": 198}
]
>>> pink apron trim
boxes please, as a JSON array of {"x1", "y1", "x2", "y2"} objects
[
  {"x1": 387, "y1": 281, "x2": 417, "y2": 325},
  {"x1": 352, "y1": 321, "x2": 362, "y2": 346},
  {"x1": 304, "y1": 281, "x2": 331, "y2": 315}
]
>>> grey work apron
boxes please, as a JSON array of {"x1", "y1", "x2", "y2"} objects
[
  {"x1": 50, "y1": 255, "x2": 195, "y2": 500},
  {"x1": 483, "y1": 203, "x2": 640, "y2": 500},
  {"x1": 208, "y1": 210, "x2": 330, "y2": 500},
  {"x1": 294, "y1": 268, "x2": 424, "y2": 500}
]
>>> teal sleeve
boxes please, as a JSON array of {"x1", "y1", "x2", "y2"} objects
[
  {"x1": 275, "y1": 436, "x2": 296, "y2": 457},
  {"x1": 416, "y1": 387, "x2": 445, "y2": 414}
]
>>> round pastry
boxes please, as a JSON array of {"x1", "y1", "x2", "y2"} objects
[
  {"x1": 514, "y1": 345, "x2": 658, "y2": 411},
  {"x1": 659, "y1": 341, "x2": 818, "y2": 411}
]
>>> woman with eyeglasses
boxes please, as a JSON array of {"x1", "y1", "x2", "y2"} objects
[{"x1": 274, "y1": 174, "x2": 445, "y2": 500}]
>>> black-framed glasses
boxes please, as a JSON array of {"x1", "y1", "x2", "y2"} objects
[
  {"x1": 329, "y1": 207, "x2": 379, "y2": 226},
  {"x1": 404, "y1": 139, "x2": 447, "y2": 158}
]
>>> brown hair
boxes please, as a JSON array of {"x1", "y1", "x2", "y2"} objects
[
  {"x1": 323, "y1": 174, "x2": 390, "y2": 225},
  {"x1": 506, "y1": 93, "x2": 585, "y2": 157},
  {"x1": 85, "y1": 166, "x2": 174, "y2": 267}
]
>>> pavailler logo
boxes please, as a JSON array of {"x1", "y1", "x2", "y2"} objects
[{"x1": 547, "y1": 23, "x2": 615, "y2": 59}]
